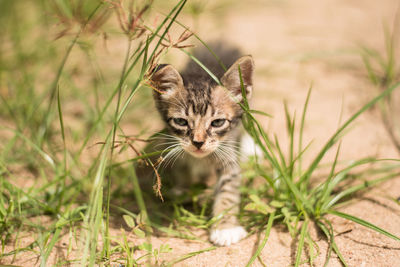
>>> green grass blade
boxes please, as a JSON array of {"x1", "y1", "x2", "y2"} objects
[
  {"x1": 104, "y1": 38, "x2": 133, "y2": 261},
  {"x1": 317, "y1": 219, "x2": 348, "y2": 267},
  {"x1": 298, "y1": 86, "x2": 312, "y2": 176},
  {"x1": 273, "y1": 134, "x2": 288, "y2": 170},
  {"x1": 249, "y1": 109, "x2": 272, "y2": 117},
  {"x1": 56, "y1": 85, "x2": 68, "y2": 211},
  {"x1": 56, "y1": 86, "x2": 66, "y2": 162},
  {"x1": 283, "y1": 102, "x2": 295, "y2": 177},
  {"x1": 322, "y1": 172, "x2": 398, "y2": 211},
  {"x1": 294, "y1": 219, "x2": 308, "y2": 267},
  {"x1": 300, "y1": 81, "x2": 400, "y2": 186},
  {"x1": 246, "y1": 212, "x2": 275, "y2": 267},
  {"x1": 81, "y1": 137, "x2": 110, "y2": 266},
  {"x1": 40, "y1": 227, "x2": 61, "y2": 267},
  {"x1": 2, "y1": 127, "x2": 56, "y2": 170},
  {"x1": 361, "y1": 54, "x2": 379, "y2": 85},
  {"x1": 329, "y1": 210, "x2": 400, "y2": 241},
  {"x1": 305, "y1": 231, "x2": 318, "y2": 266},
  {"x1": 130, "y1": 165, "x2": 151, "y2": 231},
  {"x1": 167, "y1": 246, "x2": 217, "y2": 266},
  {"x1": 311, "y1": 157, "x2": 376, "y2": 196},
  {"x1": 314, "y1": 143, "x2": 341, "y2": 214}
]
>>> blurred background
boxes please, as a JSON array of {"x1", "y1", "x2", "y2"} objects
[{"x1": 1, "y1": 0, "x2": 399, "y2": 163}]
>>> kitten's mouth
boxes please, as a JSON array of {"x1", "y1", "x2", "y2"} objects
[{"x1": 187, "y1": 148, "x2": 211, "y2": 158}]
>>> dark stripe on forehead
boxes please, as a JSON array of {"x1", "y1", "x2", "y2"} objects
[
  {"x1": 185, "y1": 80, "x2": 213, "y2": 115},
  {"x1": 187, "y1": 99, "x2": 194, "y2": 113},
  {"x1": 189, "y1": 101, "x2": 209, "y2": 116},
  {"x1": 206, "y1": 83, "x2": 212, "y2": 100},
  {"x1": 200, "y1": 103, "x2": 209, "y2": 116},
  {"x1": 188, "y1": 97, "x2": 207, "y2": 115},
  {"x1": 185, "y1": 105, "x2": 189, "y2": 116}
]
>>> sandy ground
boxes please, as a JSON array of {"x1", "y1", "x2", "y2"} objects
[{"x1": 2, "y1": 0, "x2": 400, "y2": 266}]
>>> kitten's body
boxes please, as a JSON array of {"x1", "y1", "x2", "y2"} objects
[{"x1": 138, "y1": 45, "x2": 254, "y2": 246}]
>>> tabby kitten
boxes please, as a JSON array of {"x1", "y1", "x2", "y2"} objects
[{"x1": 147, "y1": 53, "x2": 254, "y2": 246}]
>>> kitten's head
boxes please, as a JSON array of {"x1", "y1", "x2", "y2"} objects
[{"x1": 150, "y1": 56, "x2": 254, "y2": 159}]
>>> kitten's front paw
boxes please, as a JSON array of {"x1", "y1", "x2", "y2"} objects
[{"x1": 210, "y1": 226, "x2": 247, "y2": 246}]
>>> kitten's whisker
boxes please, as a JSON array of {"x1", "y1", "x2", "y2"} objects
[
  {"x1": 223, "y1": 143, "x2": 241, "y2": 154},
  {"x1": 152, "y1": 134, "x2": 182, "y2": 149},
  {"x1": 162, "y1": 142, "x2": 181, "y2": 150},
  {"x1": 155, "y1": 132, "x2": 180, "y2": 138},
  {"x1": 212, "y1": 150, "x2": 225, "y2": 168},
  {"x1": 220, "y1": 140, "x2": 241, "y2": 147},
  {"x1": 219, "y1": 144, "x2": 241, "y2": 158},
  {"x1": 151, "y1": 136, "x2": 179, "y2": 140},
  {"x1": 222, "y1": 146, "x2": 239, "y2": 150},
  {"x1": 169, "y1": 148, "x2": 185, "y2": 168},
  {"x1": 157, "y1": 140, "x2": 180, "y2": 146},
  {"x1": 214, "y1": 148, "x2": 234, "y2": 169},
  {"x1": 154, "y1": 141, "x2": 180, "y2": 148},
  {"x1": 150, "y1": 138, "x2": 180, "y2": 144},
  {"x1": 152, "y1": 135, "x2": 180, "y2": 141},
  {"x1": 221, "y1": 151, "x2": 240, "y2": 165},
  {"x1": 221, "y1": 139, "x2": 239, "y2": 144},
  {"x1": 159, "y1": 144, "x2": 181, "y2": 160},
  {"x1": 161, "y1": 146, "x2": 182, "y2": 168},
  {"x1": 216, "y1": 146, "x2": 239, "y2": 168},
  {"x1": 220, "y1": 139, "x2": 240, "y2": 144},
  {"x1": 220, "y1": 143, "x2": 241, "y2": 150},
  {"x1": 170, "y1": 148, "x2": 185, "y2": 167},
  {"x1": 211, "y1": 151, "x2": 219, "y2": 163}
]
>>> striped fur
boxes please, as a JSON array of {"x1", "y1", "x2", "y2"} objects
[{"x1": 148, "y1": 55, "x2": 254, "y2": 246}]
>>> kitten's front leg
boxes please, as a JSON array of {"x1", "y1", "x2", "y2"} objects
[{"x1": 210, "y1": 167, "x2": 247, "y2": 246}]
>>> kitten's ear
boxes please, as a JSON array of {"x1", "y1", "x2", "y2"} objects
[
  {"x1": 220, "y1": 55, "x2": 254, "y2": 101},
  {"x1": 150, "y1": 64, "x2": 184, "y2": 98}
]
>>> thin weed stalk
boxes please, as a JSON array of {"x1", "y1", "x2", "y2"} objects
[
  {"x1": 104, "y1": 37, "x2": 133, "y2": 261},
  {"x1": 39, "y1": 2, "x2": 104, "y2": 147}
]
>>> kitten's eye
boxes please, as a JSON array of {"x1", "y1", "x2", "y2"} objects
[
  {"x1": 211, "y1": 119, "x2": 226, "y2": 128},
  {"x1": 173, "y1": 118, "x2": 188, "y2": 127}
]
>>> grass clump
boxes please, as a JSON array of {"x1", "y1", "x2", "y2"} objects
[
  {"x1": 360, "y1": 17, "x2": 400, "y2": 153},
  {"x1": 240, "y1": 84, "x2": 400, "y2": 266}
]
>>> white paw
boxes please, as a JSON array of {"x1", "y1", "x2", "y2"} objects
[{"x1": 210, "y1": 226, "x2": 247, "y2": 246}]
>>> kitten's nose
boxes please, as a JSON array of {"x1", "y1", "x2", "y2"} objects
[{"x1": 192, "y1": 141, "x2": 204, "y2": 149}]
